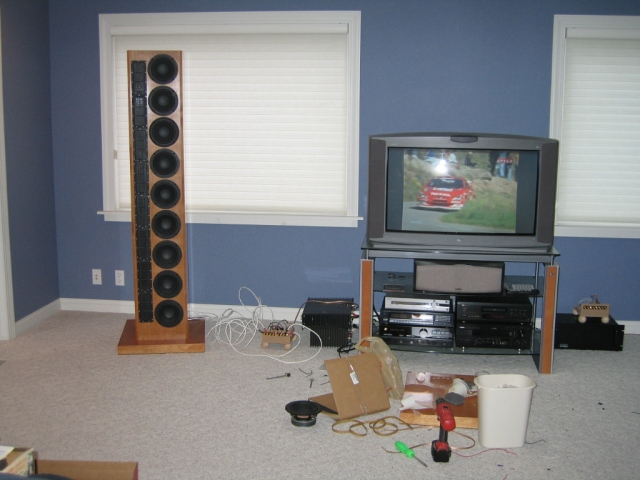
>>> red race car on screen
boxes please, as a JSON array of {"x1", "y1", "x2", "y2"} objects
[{"x1": 416, "y1": 176, "x2": 475, "y2": 210}]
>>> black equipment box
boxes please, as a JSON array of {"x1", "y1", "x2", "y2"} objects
[
  {"x1": 456, "y1": 295, "x2": 532, "y2": 323},
  {"x1": 555, "y1": 313, "x2": 624, "y2": 351},
  {"x1": 455, "y1": 322, "x2": 532, "y2": 349},
  {"x1": 301, "y1": 298, "x2": 354, "y2": 347},
  {"x1": 380, "y1": 308, "x2": 455, "y2": 328}
]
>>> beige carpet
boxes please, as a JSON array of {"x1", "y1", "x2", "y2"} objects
[{"x1": 1, "y1": 310, "x2": 639, "y2": 479}]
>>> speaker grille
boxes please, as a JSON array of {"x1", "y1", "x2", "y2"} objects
[{"x1": 128, "y1": 51, "x2": 188, "y2": 342}]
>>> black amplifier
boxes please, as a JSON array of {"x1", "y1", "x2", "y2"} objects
[
  {"x1": 380, "y1": 324, "x2": 454, "y2": 340},
  {"x1": 455, "y1": 322, "x2": 532, "y2": 349},
  {"x1": 555, "y1": 313, "x2": 624, "y2": 351},
  {"x1": 380, "y1": 309, "x2": 455, "y2": 328},
  {"x1": 456, "y1": 296, "x2": 532, "y2": 324}
]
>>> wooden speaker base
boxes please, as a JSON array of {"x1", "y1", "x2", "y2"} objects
[{"x1": 117, "y1": 319, "x2": 206, "y2": 355}]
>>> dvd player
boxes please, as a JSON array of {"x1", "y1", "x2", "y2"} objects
[
  {"x1": 384, "y1": 294, "x2": 452, "y2": 312},
  {"x1": 456, "y1": 296, "x2": 532, "y2": 323},
  {"x1": 380, "y1": 309, "x2": 455, "y2": 328}
]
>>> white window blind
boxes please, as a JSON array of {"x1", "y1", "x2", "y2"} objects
[
  {"x1": 550, "y1": 15, "x2": 640, "y2": 238},
  {"x1": 99, "y1": 12, "x2": 361, "y2": 227}
]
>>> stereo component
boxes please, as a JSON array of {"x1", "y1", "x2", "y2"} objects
[
  {"x1": 381, "y1": 325, "x2": 453, "y2": 340},
  {"x1": 380, "y1": 309, "x2": 455, "y2": 328},
  {"x1": 384, "y1": 294, "x2": 452, "y2": 312},
  {"x1": 455, "y1": 322, "x2": 532, "y2": 349},
  {"x1": 380, "y1": 336, "x2": 454, "y2": 349},
  {"x1": 414, "y1": 260, "x2": 504, "y2": 294},
  {"x1": 301, "y1": 298, "x2": 354, "y2": 347},
  {"x1": 456, "y1": 296, "x2": 532, "y2": 324},
  {"x1": 555, "y1": 313, "x2": 624, "y2": 351}
]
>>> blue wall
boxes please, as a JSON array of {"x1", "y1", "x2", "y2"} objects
[
  {"x1": 3, "y1": 1, "x2": 640, "y2": 323},
  {"x1": 0, "y1": 0, "x2": 59, "y2": 321}
]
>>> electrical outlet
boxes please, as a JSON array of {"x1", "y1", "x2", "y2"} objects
[
  {"x1": 115, "y1": 270, "x2": 125, "y2": 286},
  {"x1": 92, "y1": 269, "x2": 102, "y2": 285}
]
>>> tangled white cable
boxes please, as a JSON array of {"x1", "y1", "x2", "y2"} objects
[{"x1": 191, "y1": 287, "x2": 323, "y2": 364}]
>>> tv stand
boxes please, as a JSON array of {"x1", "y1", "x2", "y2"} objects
[{"x1": 359, "y1": 240, "x2": 560, "y2": 374}]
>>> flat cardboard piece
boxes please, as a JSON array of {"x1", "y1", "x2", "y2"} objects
[
  {"x1": 37, "y1": 460, "x2": 138, "y2": 480},
  {"x1": 309, "y1": 352, "x2": 390, "y2": 420},
  {"x1": 399, "y1": 372, "x2": 478, "y2": 429}
]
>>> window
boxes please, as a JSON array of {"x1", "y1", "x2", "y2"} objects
[
  {"x1": 550, "y1": 15, "x2": 640, "y2": 238},
  {"x1": 99, "y1": 11, "x2": 361, "y2": 227}
]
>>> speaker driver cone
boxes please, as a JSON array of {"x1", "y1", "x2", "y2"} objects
[
  {"x1": 285, "y1": 400, "x2": 323, "y2": 427},
  {"x1": 153, "y1": 271, "x2": 183, "y2": 298},
  {"x1": 147, "y1": 54, "x2": 179, "y2": 84},
  {"x1": 155, "y1": 300, "x2": 183, "y2": 328},
  {"x1": 152, "y1": 211, "x2": 181, "y2": 239},
  {"x1": 150, "y1": 149, "x2": 180, "y2": 178},
  {"x1": 148, "y1": 86, "x2": 178, "y2": 116},
  {"x1": 151, "y1": 180, "x2": 180, "y2": 209},
  {"x1": 153, "y1": 241, "x2": 182, "y2": 269},
  {"x1": 149, "y1": 118, "x2": 179, "y2": 147}
]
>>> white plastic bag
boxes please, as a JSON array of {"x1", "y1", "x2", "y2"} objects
[{"x1": 355, "y1": 337, "x2": 405, "y2": 400}]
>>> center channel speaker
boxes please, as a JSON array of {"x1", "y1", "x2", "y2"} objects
[
  {"x1": 118, "y1": 51, "x2": 204, "y2": 354},
  {"x1": 414, "y1": 260, "x2": 504, "y2": 294}
]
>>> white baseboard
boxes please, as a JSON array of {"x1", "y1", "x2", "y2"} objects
[
  {"x1": 14, "y1": 298, "x2": 639, "y2": 337},
  {"x1": 15, "y1": 299, "x2": 61, "y2": 337},
  {"x1": 58, "y1": 298, "x2": 301, "y2": 323}
]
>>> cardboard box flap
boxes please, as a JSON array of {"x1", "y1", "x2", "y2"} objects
[
  {"x1": 309, "y1": 352, "x2": 390, "y2": 420},
  {"x1": 36, "y1": 460, "x2": 138, "y2": 480}
]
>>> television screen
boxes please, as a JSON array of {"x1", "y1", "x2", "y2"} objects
[
  {"x1": 386, "y1": 147, "x2": 540, "y2": 236},
  {"x1": 366, "y1": 133, "x2": 559, "y2": 252}
]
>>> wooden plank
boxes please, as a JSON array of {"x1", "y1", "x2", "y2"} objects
[
  {"x1": 539, "y1": 265, "x2": 559, "y2": 374},
  {"x1": 359, "y1": 258, "x2": 374, "y2": 339},
  {"x1": 399, "y1": 372, "x2": 478, "y2": 429}
]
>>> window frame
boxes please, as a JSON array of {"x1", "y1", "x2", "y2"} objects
[
  {"x1": 550, "y1": 14, "x2": 640, "y2": 239},
  {"x1": 98, "y1": 11, "x2": 362, "y2": 227}
]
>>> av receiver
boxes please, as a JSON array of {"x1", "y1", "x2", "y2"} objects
[
  {"x1": 381, "y1": 335, "x2": 453, "y2": 349},
  {"x1": 381, "y1": 324, "x2": 453, "y2": 340},
  {"x1": 456, "y1": 296, "x2": 532, "y2": 323},
  {"x1": 455, "y1": 322, "x2": 532, "y2": 349}
]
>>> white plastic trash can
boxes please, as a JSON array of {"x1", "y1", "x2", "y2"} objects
[{"x1": 474, "y1": 374, "x2": 536, "y2": 448}]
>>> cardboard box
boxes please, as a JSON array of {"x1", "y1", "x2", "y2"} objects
[
  {"x1": 1, "y1": 447, "x2": 35, "y2": 475},
  {"x1": 0, "y1": 446, "x2": 137, "y2": 479},
  {"x1": 309, "y1": 352, "x2": 390, "y2": 419},
  {"x1": 36, "y1": 460, "x2": 138, "y2": 480},
  {"x1": 1, "y1": 447, "x2": 34, "y2": 475}
]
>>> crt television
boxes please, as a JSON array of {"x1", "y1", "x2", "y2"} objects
[{"x1": 366, "y1": 132, "x2": 559, "y2": 252}]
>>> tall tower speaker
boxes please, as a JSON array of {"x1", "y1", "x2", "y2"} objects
[{"x1": 118, "y1": 50, "x2": 205, "y2": 354}]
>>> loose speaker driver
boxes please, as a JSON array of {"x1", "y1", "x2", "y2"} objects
[{"x1": 285, "y1": 400, "x2": 322, "y2": 427}]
